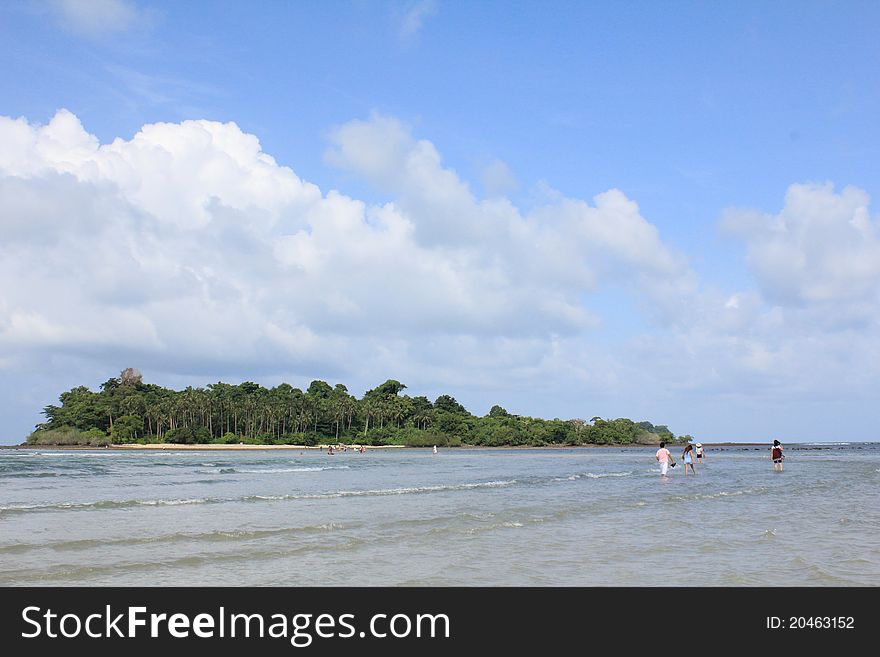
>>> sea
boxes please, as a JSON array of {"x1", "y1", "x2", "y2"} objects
[{"x1": 1, "y1": 444, "x2": 878, "y2": 586}]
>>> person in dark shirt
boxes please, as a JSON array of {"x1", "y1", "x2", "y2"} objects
[{"x1": 771, "y1": 440, "x2": 784, "y2": 472}]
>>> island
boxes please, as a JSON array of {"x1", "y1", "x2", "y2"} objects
[{"x1": 25, "y1": 368, "x2": 693, "y2": 448}]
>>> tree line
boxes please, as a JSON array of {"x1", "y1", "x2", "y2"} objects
[{"x1": 27, "y1": 368, "x2": 693, "y2": 447}]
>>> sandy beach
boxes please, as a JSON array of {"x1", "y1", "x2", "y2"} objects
[{"x1": 107, "y1": 443, "x2": 405, "y2": 451}]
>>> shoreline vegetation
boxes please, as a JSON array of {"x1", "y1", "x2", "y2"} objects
[
  {"x1": 5, "y1": 442, "x2": 825, "y2": 451},
  {"x1": 25, "y1": 368, "x2": 694, "y2": 449},
  {"x1": 6, "y1": 442, "x2": 672, "y2": 451}
]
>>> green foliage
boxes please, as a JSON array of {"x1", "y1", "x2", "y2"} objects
[
  {"x1": 588, "y1": 418, "x2": 640, "y2": 444},
  {"x1": 397, "y1": 428, "x2": 461, "y2": 447},
  {"x1": 164, "y1": 427, "x2": 194, "y2": 444},
  {"x1": 110, "y1": 415, "x2": 144, "y2": 443},
  {"x1": 218, "y1": 432, "x2": 240, "y2": 445},
  {"x1": 365, "y1": 379, "x2": 407, "y2": 397},
  {"x1": 82, "y1": 428, "x2": 110, "y2": 443},
  {"x1": 26, "y1": 426, "x2": 110, "y2": 447},
  {"x1": 434, "y1": 394, "x2": 467, "y2": 414},
  {"x1": 280, "y1": 432, "x2": 308, "y2": 445},
  {"x1": 301, "y1": 433, "x2": 319, "y2": 447},
  {"x1": 433, "y1": 409, "x2": 469, "y2": 436},
  {"x1": 29, "y1": 370, "x2": 695, "y2": 447},
  {"x1": 165, "y1": 426, "x2": 211, "y2": 444},
  {"x1": 471, "y1": 416, "x2": 529, "y2": 446},
  {"x1": 488, "y1": 405, "x2": 510, "y2": 418}
]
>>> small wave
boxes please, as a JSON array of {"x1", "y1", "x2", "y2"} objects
[
  {"x1": 552, "y1": 471, "x2": 632, "y2": 482},
  {"x1": 244, "y1": 480, "x2": 518, "y2": 502},
  {"x1": 179, "y1": 522, "x2": 345, "y2": 541},
  {"x1": 235, "y1": 466, "x2": 351, "y2": 474},
  {"x1": 464, "y1": 519, "x2": 528, "y2": 535},
  {"x1": 138, "y1": 498, "x2": 207, "y2": 506},
  {"x1": 0, "y1": 497, "x2": 209, "y2": 515},
  {"x1": 219, "y1": 468, "x2": 236, "y2": 474},
  {"x1": 2, "y1": 537, "x2": 373, "y2": 583},
  {"x1": 0, "y1": 479, "x2": 518, "y2": 516},
  {"x1": 34, "y1": 452, "x2": 120, "y2": 458},
  {"x1": 666, "y1": 487, "x2": 767, "y2": 504},
  {"x1": 0, "y1": 522, "x2": 354, "y2": 555}
]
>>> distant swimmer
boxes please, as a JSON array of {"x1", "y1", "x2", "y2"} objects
[
  {"x1": 695, "y1": 442, "x2": 704, "y2": 462},
  {"x1": 359, "y1": 445, "x2": 365, "y2": 454},
  {"x1": 681, "y1": 443, "x2": 696, "y2": 475},
  {"x1": 771, "y1": 440, "x2": 784, "y2": 472},
  {"x1": 328, "y1": 445, "x2": 334, "y2": 455},
  {"x1": 655, "y1": 441, "x2": 676, "y2": 477},
  {"x1": 433, "y1": 445, "x2": 438, "y2": 454}
]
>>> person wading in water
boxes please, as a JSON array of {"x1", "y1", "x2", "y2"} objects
[
  {"x1": 681, "y1": 443, "x2": 697, "y2": 475},
  {"x1": 771, "y1": 440, "x2": 784, "y2": 472},
  {"x1": 656, "y1": 442, "x2": 676, "y2": 477}
]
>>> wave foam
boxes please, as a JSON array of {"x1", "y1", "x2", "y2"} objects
[
  {"x1": 552, "y1": 471, "x2": 632, "y2": 482},
  {"x1": 243, "y1": 480, "x2": 518, "y2": 502},
  {"x1": 235, "y1": 466, "x2": 351, "y2": 474},
  {"x1": 0, "y1": 480, "x2": 518, "y2": 516}
]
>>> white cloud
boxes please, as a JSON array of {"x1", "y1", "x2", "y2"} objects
[
  {"x1": 480, "y1": 159, "x2": 519, "y2": 198},
  {"x1": 3, "y1": 109, "x2": 879, "y2": 441},
  {"x1": 0, "y1": 110, "x2": 691, "y2": 390},
  {"x1": 621, "y1": 182, "x2": 880, "y2": 412},
  {"x1": 48, "y1": 0, "x2": 146, "y2": 37},
  {"x1": 722, "y1": 182, "x2": 880, "y2": 308},
  {"x1": 325, "y1": 115, "x2": 691, "y2": 313},
  {"x1": 398, "y1": 0, "x2": 438, "y2": 41}
]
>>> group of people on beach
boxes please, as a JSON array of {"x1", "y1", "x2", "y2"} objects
[
  {"x1": 327, "y1": 445, "x2": 367, "y2": 455},
  {"x1": 326, "y1": 444, "x2": 439, "y2": 455},
  {"x1": 655, "y1": 439, "x2": 784, "y2": 477}
]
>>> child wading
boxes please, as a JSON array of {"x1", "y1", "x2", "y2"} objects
[
  {"x1": 771, "y1": 439, "x2": 785, "y2": 472},
  {"x1": 655, "y1": 442, "x2": 676, "y2": 477}
]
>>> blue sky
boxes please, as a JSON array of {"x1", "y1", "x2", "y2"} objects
[{"x1": 1, "y1": 0, "x2": 879, "y2": 443}]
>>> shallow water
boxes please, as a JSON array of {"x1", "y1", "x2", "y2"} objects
[{"x1": 1, "y1": 444, "x2": 878, "y2": 586}]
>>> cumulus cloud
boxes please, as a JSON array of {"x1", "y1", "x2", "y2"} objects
[
  {"x1": 722, "y1": 182, "x2": 880, "y2": 308},
  {"x1": 3, "y1": 109, "x2": 878, "y2": 441},
  {"x1": 480, "y1": 159, "x2": 519, "y2": 198},
  {"x1": 48, "y1": 0, "x2": 146, "y2": 37},
  {"x1": 0, "y1": 110, "x2": 693, "y2": 393},
  {"x1": 325, "y1": 115, "x2": 692, "y2": 312},
  {"x1": 623, "y1": 183, "x2": 880, "y2": 413}
]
